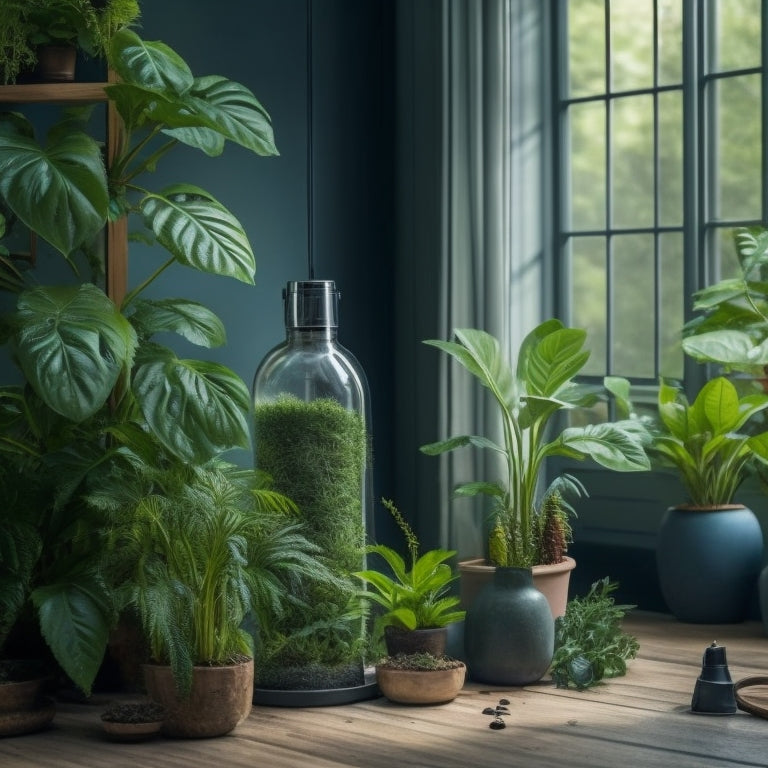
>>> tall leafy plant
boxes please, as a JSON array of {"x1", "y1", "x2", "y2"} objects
[
  {"x1": 421, "y1": 322, "x2": 650, "y2": 567},
  {"x1": 0, "y1": 29, "x2": 278, "y2": 694}
]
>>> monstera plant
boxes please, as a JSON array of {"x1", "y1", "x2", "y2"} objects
[{"x1": 0, "y1": 29, "x2": 277, "y2": 694}]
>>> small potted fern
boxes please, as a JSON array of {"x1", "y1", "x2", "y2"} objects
[
  {"x1": 354, "y1": 499, "x2": 465, "y2": 658},
  {"x1": 97, "y1": 459, "x2": 333, "y2": 738}
]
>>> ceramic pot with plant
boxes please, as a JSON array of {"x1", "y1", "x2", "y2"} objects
[
  {"x1": 421, "y1": 322, "x2": 651, "y2": 618},
  {"x1": 375, "y1": 653, "x2": 466, "y2": 705},
  {"x1": 355, "y1": 499, "x2": 465, "y2": 657},
  {"x1": 649, "y1": 376, "x2": 768, "y2": 623},
  {"x1": 0, "y1": 28, "x2": 278, "y2": 698},
  {"x1": 97, "y1": 460, "x2": 333, "y2": 738}
]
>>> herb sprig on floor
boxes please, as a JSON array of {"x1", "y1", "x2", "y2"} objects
[{"x1": 550, "y1": 577, "x2": 639, "y2": 689}]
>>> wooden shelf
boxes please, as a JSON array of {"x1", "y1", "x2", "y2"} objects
[{"x1": 0, "y1": 82, "x2": 109, "y2": 104}]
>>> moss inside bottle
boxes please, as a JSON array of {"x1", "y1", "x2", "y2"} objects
[{"x1": 252, "y1": 280, "x2": 374, "y2": 695}]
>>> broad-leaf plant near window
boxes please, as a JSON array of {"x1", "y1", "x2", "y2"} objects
[
  {"x1": 420, "y1": 322, "x2": 651, "y2": 568},
  {"x1": 682, "y1": 226, "x2": 768, "y2": 376},
  {"x1": 0, "y1": 29, "x2": 278, "y2": 695}
]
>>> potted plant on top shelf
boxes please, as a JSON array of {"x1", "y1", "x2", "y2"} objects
[
  {"x1": 0, "y1": 28, "x2": 278, "y2": 698},
  {"x1": 0, "y1": 0, "x2": 141, "y2": 84},
  {"x1": 648, "y1": 376, "x2": 768, "y2": 623},
  {"x1": 354, "y1": 498, "x2": 465, "y2": 658},
  {"x1": 420, "y1": 321, "x2": 651, "y2": 619}
]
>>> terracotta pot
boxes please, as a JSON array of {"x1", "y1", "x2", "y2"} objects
[
  {"x1": 375, "y1": 662, "x2": 466, "y2": 704},
  {"x1": 36, "y1": 45, "x2": 77, "y2": 82},
  {"x1": 384, "y1": 626, "x2": 447, "y2": 656},
  {"x1": 102, "y1": 718, "x2": 163, "y2": 743},
  {"x1": 142, "y1": 658, "x2": 253, "y2": 738},
  {"x1": 458, "y1": 556, "x2": 576, "y2": 619},
  {"x1": 0, "y1": 677, "x2": 47, "y2": 714}
]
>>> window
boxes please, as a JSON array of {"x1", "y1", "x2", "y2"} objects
[{"x1": 553, "y1": 0, "x2": 765, "y2": 385}]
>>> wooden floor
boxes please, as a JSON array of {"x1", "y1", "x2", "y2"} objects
[{"x1": 2, "y1": 611, "x2": 768, "y2": 768}]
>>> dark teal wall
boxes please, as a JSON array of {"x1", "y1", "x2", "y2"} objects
[{"x1": 135, "y1": 1, "x2": 398, "y2": 540}]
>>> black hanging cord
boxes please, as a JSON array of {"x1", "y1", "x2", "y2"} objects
[{"x1": 306, "y1": 0, "x2": 315, "y2": 280}]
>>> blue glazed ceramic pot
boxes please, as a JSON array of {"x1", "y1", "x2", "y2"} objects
[
  {"x1": 464, "y1": 567, "x2": 554, "y2": 685},
  {"x1": 656, "y1": 505, "x2": 763, "y2": 623}
]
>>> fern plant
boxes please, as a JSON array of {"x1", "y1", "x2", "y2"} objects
[
  {"x1": 97, "y1": 459, "x2": 332, "y2": 696},
  {"x1": 354, "y1": 498, "x2": 465, "y2": 633}
]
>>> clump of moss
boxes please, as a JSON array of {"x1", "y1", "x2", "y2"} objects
[
  {"x1": 101, "y1": 701, "x2": 164, "y2": 724},
  {"x1": 253, "y1": 395, "x2": 369, "y2": 684},
  {"x1": 377, "y1": 653, "x2": 464, "y2": 672}
]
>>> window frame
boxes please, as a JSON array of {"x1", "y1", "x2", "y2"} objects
[{"x1": 550, "y1": 0, "x2": 768, "y2": 395}]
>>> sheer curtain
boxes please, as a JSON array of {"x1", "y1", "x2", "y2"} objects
[{"x1": 395, "y1": 0, "x2": 546, "y2": 555}]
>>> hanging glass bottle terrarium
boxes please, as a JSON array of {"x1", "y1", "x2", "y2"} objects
[{"x1": 252, "y1": 280, "x2": 375, "y2": 704}]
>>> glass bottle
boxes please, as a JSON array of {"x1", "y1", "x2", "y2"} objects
[{"x1": 251, "y1": 280, "x2": 374, "y2": 697}]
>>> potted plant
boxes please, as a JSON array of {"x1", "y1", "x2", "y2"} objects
[
  {"x1": 0, "y1": 659, "x2": 55, "y2": 737},
  {"x1": 0, "y1": 0, "x2": 140, "y2": 83},
  {"x1": 96, "y1": 458, "x2": 333, "y2": 738},
  {"x1": 420, "y1": 322, "x2": 650, "y2": 618},
  {"x1": 354, "y1": 498, "x2": 465, "y2": 657},
  {"x1": 0, "y1": 28, "x2": 278, "y2": 698},
  {"x1": 374, "y1": 652, "x2": 466, "y2": 706},
  {"x1": 100, "y1": 700, "x2": 164, "y2": 742},
  {"x1": 649, "y1": 376, "x2": 768, "y2": 622}
]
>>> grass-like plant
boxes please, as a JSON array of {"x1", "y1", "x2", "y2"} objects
[
  {"x1": 96, "y1": 459, "x2": 331, "y2": 696},
  {"x1": 253, "y1": 395, "x2": 369, "y2": 682},
  {"x1": 355, "y1": 498, "x2": 465, "y2": 632}
]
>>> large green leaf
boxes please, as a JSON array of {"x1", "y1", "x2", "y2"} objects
[
  {"x1": 129, "y1": 298, "x2": 227, "y2": 348},
  {"x1": 696, "y1": 376, "x2": 740, "y2": 435},
  {"x1": 141, "y1": 184, "x2": 255, "y2": 284},
  {"x1": 555, "y1": 423, "x2": 650, "y2": 471},
  {"x1": 166, "y1": 76, "x2": 278, "y2": 157},
  {"x1": 525, "y1": 327, "x2": 590, "y2": 397},
  {"x1": 32, "y1": 573, "x2": 112, "y2": 695},
  {"x1": 132, "y1": 344, "x2": 251, "y2": 463},
  {"x1": 0, "y1": 115, "x2": 108, "y2": 256},
  {"x1": 13, "y1": 285, "x2": 136, "y2": 421},
  {"x1": 109, "y1": 29, "x2": 193, "y2": 97},
  {"x1": 682, "y1": 330, "x2": 768, "y2": 365}
]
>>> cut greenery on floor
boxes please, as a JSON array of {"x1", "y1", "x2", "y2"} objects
[{"x1": 550, "y1": 578, "x2": 639, "y2": 689}]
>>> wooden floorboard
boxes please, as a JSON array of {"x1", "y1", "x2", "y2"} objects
[{"x1": 2, "y1": 611, "x2": 768, "y2": 767}]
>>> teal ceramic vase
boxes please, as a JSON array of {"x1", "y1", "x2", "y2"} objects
[
  {"x1": 464, "y1": 567, "x2": 554, "y2": 685},
  {"x1": 657, "y1": 505, "x2": 763, "y2": 623}
]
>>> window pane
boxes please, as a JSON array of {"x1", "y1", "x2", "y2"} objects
[
  {"x1": 658, "y1": 0, "x2": 684, "y2": 85},
  {"x1": 658, "y1": 90, "x2": 684, "y2": 226},
  {"x1": 611, "y1": 0, "x2": 654, "y2": 92},
  {"x1": 613, "y1": 234, "x2": 655, "y2": 377},
  {"x1": 570, "y1": 236, "x2": 607, "y2": 376},
  {"x1": 567, "y1": 0, "x2": 605, "y2": 98},
  {"x1": 612, "y1": 95, "x2": 654, "y2": 228},
  {"x1": 568, "y1": 101, "x2": 606, "y2": 230},
  {"x1": 709, "y1": 74, "x2": 762, "y2": 221},
  {"x1": 709, "y1": 0, "x2": 761, "y2": 73},
  {"x1": 710, "y1": 225, "x2": 741, "y2": 279},
  {"x1": 659, "y1": 233, "x2": 684, "y2": 378}
]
